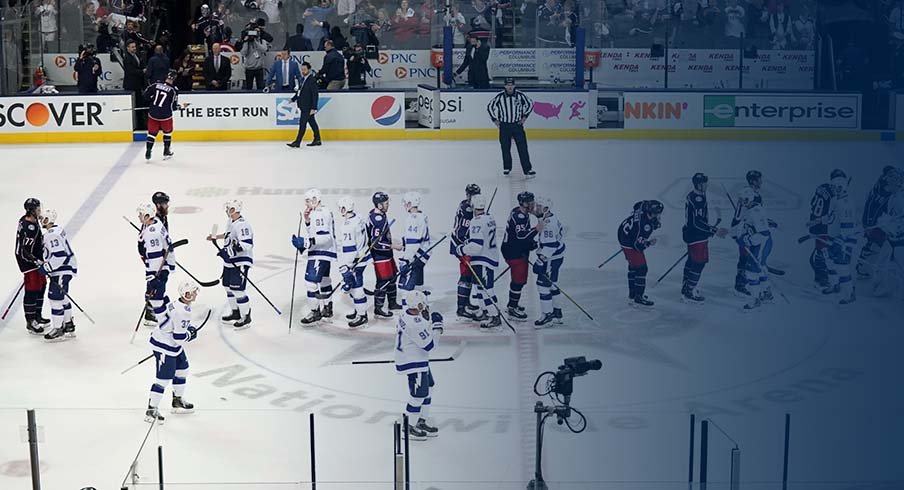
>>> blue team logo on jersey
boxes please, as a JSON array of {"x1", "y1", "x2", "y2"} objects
[{"x1": 275, "y1": 97, "x2": 332, "y2": 126}]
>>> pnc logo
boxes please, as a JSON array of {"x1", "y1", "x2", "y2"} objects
[
  {"x1": 371, "y1": 95, "x2": 401, "y2": 127},
  {"x1": 394, "y1": 67, "x2": 407, "y2": 79},
  {"x1": 54, "y1": 56, "x2": 67, "y2": 68},
  {"x1": 378, "y1": 52, "x2": 389, "y2": 65}
]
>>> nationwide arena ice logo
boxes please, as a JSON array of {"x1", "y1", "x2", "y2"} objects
[
  {"x1": 274, "y1": 97, "x2": 331, "y2": 126},
  {"x1": 371, "y1": 96, "x2": 402, "y2": 126}
]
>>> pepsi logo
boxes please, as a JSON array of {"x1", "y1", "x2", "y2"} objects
[{"x1": 371, "y1": 96, "x2": 402, "y2": 127}]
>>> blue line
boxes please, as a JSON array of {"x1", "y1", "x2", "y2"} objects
[{"x1": 0, "y1": 144, "x2": 141, "y2": 333}]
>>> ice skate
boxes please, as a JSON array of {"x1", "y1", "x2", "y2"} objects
[
  {"x1": 63, "y1": 320, "x2": 76, "y2": 337},
  {"x1": 407, "y1": 423, "x2": 428, "y2": 441},
  {"x1": 552, "y1": 308, "x2": 564, "y2": 324},
  {"x1": 300, "y1": 309, "x2": 322, "y2": 325},
  {"x1": 43, "y1": 327, "x2": 67, "y2": 342},
  {"x1": 822, "y1": 284, "x2": 840, "y2": 295},
  {"x1": 743, "y1": 298, "x2": 762, "y2": 311},
  {"x1": 373, "y1": 307, "x2": 393, "y2": 318},
  {"x1": 480, "y1": 315, "x2": 501, "y2": 331},
  {"x1": 145, "y1": 406, "x2": 165, "y2": 424},
  {"x1": 534, "y1": 312, "x2": 555, "y2": 329},
  {"x1": 681, "y1": 287, "x2": 705, "y2": 305},
  {"x1": 171, "y1": 396, "x2": 195, "y2": 414},
  {"x1": 221, "y1": 309, "x2": 240, "y2": 322},
  {"x1": 163, "y1": 149, "x2": 174, "y2": 160},
  {"x1": 456, "y1": 307, "x2": 479, "y2": 322},
  {"x1": 632, "y1": 295, "x2": 654, "y2": 308},
  {"x1": 322, "y1": 302, "x2": 334, "y2": 318},
  {"x1": 233, "y1": 311, "x2": 252, "y2": 330},
  {"x1": 416, "y1": 419, "x2": 438, "y2": 437},
  {"x1": 144, "y1": 306, "x2": 157, "y2": 327},
  {"x1": 507, "y1": 306, "x2": 528, "y2": 322},
  {"x1": 26, "y1": 320, "x2": 45, "y2": 336},
  {"x1": 348, "y1": 313, "x2": 368, "y2": 328}
]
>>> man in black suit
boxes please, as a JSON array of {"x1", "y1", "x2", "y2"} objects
[
  {"x1": 203, "y1": 43, "x2": 231, "y2": 91},
  {"x1": 287, "y1": 62, "x2": 322, "y2": 148},
  {"x1": 122, "y1": 40, "x2": 147, "y2": 129}
]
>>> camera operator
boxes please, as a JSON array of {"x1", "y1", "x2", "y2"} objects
[
  {"x1": 345, "y1": 43, "x2": 372, "y2": 89},
  {"x1": 236, "y1": 18, "x2": 274, "y2": 51},
  {"x1": 240, "y1": 29, "x2": 269, "y2": 90},
  {"x1": 74, "y1": 44, "x2": 103, "y2": 94}
]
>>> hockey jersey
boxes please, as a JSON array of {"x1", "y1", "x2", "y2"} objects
[
  {"x1": 401, "y1": 211, "x2": 431, "y2": 265},
  {"x1": 224, "y1": 216, "x2": 254, "y2": 267},
  {"x1": 338, "y1": 212, "x2": 371, "y2": 269},
  {"x1": 305, "y1": 206, "x2": 337, "y2": 261},
  {"x1": 501, "y1": 207, "x2": 538, "y2": 260},
  {"x1": 684, "y1": 191, "x2": 716, "y2": 244},
  {"x1": 862, "y1": 177, "x2": 894, "y2": 228},
  {"x1": 15, "y1": 216, "x2": 42, "y2": 272},
  {"x1": 462, "y1": 213, "x2": 499, "y2": 267},
  {"x1": 878, "y1": 191, "x2": 904, "y2": 244},
  {"x1": 394, "y1": 309, "x2": 436, "y2": 375},
  {"x1": 738, "y1": 203, "x2": 771, "y2": 248},
  {"x1": 809, "y1": 183, "x2": 834, "y2": 236},
  {"x1": 42, "y1": 225, "x2": 77, "y2": 276},
  {"x1": 536, "y1": 212, "x2": 565, "y2": 261},
  {"x1": 140, "y1": 218, "x2": 174, "y2": 280},
  {"x1": 367, "y1": 210, "x2": 394, "y2": 262},
  {"x1": 149, "y1": 298, "x2": 194, "y2": 356},
  {"x1": 618, "y1": 206, "x2": 657, "y2": 251},
  {"x1": 450, "y1": 199, "x2": 474, "y2": 256},
  {"x1": 143, "y1": 81, "x2": 179, "y2": 121}
]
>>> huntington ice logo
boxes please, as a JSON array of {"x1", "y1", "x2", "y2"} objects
[
  {"x1": 704, "y1": 95, "x2": 737, "y2": 127},
  {"x1": 186, "y1": 187, "x2": 230, "y2": 198}
]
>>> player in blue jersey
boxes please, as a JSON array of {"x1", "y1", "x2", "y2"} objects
[
  {"x1": 451, "y1": 184, "x2": 482, "y2": 321},
  {"x1": 142, "y1": 70, "x2": 188, "y2": 161},
  {"x1": 618, "y1": 200, "x2": 662, "y2": 307},
  {"x1": 807, "y1": 171, "x2": 840, "y2": 289},
  {"x1": 368, "y1": 192, "x2": 402, "y2": 318},
  {"x1": 682, "y1": 173, "x2": 727, "y2": 304},
  {"x1": 501, "y1": 191, "x2": 542, "y2": 321},
  {"x1": 858, "y1": 166, "x2": 903, "y2": 278}
]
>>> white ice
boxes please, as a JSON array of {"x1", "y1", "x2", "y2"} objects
[{"x1": 0, "y1": 138, "x2": 902, "y2": 489}]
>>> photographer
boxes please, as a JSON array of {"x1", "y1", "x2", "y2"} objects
[
  {"x1": 240, "y1": 29, "x2": 269, "y2": 91},
  {"x1": 74, "y1": 45, "x2": 103, "y2": 94},
  {"x1": 346, "y1": 43, "x2": 372, "y2": 89},
  {"x1": 236, "y1": 18, "x2": 274, "y2": 51}
]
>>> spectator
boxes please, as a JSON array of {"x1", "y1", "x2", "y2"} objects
[
  {"x1": 204, "y1": 42, "x2": 232, "y2": 90},
  {"x1": 146, "y1": 44, "x2": 171, "y2": 84},
  {"x1": 445, "y1": 4, "x2": 468, "y2": 46},
  {"x1": 794, "y1": 5, "x2": 815, "y2": 50},
  {"x1": 494, "y1": 0, "x2": 515, "y2": 47},
  {"x1": 123, "y1": 21, "x2": 152, "y2": 53},
  {"x1": 768, "y1": 1, "x2": 794, "y2": 49},
  {"x1": 241, "y1": 31, "x2": 269, "y2": 90},
  {"x1": 35, "y1": 0, "x2": 59, "y2": 48},
  {"x1": 175, "y1": 52, "x2": 195, "y2": 91},
  {"x1": 329, "y1": 25, "x2": 350, "y2": 51},
  {"x1": 266, "y1": 50, "x2": 303, "y2": 92},
  {"x1": 346, "y1": 43, "x2": 373, "y2": 88},
  {"x1": 537, "y1": 0, "x2": 564, "y2": 46},
  {"x1": 318, "y1": 39, "x2": 347, "y2": 90},
  {"x1": 74, "y1": 44, "x2": 103, "y2": 93},
  {"x1": 95, "y1": 23, "x2": 117, "y2": 54},
  {"x1": 304, "y1": 0, "x2": 335, "y2": 52},
  {"x1": 455, "y1": 34, "x2": 490, "y2": 88},
  {"x1": 469, "y1": 0, "x2": 493, "y2": 34},
  {"x1": 724, "y1": 0, "x2": 746, "y2": 41},
  {"x1": 260, "y1": 0, "x2": 284, "y2": 41},
  {"x1": 351, "y1": 18, "x2": 381, "y2": 48},
  {"x1": 23, "y1": 68, "x2": 60, "y2": 95},
  {"x1": 338, "y1": 0, "x2": 358, "y2": 19},
  {"x1": 192, "y1": 4, "x2": 215, "y2": 45},
  {"x1": 393, "y1": 0, "x2": 420, "y2": 47},
  {"x1": 561, "y1": 0, "x2": 580, "y2": 46},
  {"x1": 286, "y1": 24, "x2": 315, "y2": 51},
  {"x1": 123, "y1": 40, "x2": 146, "y2": 103}
]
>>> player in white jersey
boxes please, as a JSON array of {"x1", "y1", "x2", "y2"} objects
[
  {"x1": 458, "y1": 195, "x2": 501, "y2": 330},
  {"x1": 532, "y1": 197, "x2": 567, "y2": 328},
  {"x1": 394, "y1": 290, "x2": 444, "y2": 440},
  {"x1": 398, "y1": 192, "x2": 431, "y2": 301},
  {"x1": 292, "y1": 189, "x2": 338, "y2": 325},
  {"x1": 821, "y1": 170, "x2": 857, "y2": 305},
  {"x1": 333, "y1": 197, "x2": 371, "y2": 328},
  {"x1": 208, "y1": 200, "x2": 254, "y2": 330},
  {"x1": 734, "y1": 188, "x2": 773, "y2": 310},
  {"x1": 145, "y1": 282, "x2": 201, "y2": 424},
  {"x1": 138, "y1": 203, "x2": 174, "y2": 327},
  {"x1": 876, "y1": 189, "x2": 904, "y2": 297},
  {"x1": 39, "y1": 209, "x2": 78, "y2": 342}
]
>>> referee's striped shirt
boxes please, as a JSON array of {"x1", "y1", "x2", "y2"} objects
[{"x1": 487, "y1": 90, "x2": 533, "y2": 124}]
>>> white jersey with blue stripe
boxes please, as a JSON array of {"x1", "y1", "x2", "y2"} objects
[
  {"x1": 42, "y1": 225, "x2": 78, "y2": 276},
  {"x1": 394, "y1": 310, "x2": 436, "y2": 375},
  {"x1": 462, "y1": 213, "x2": 499, "y2": 267},
  {"x1": 149, "y1": 298, "x2": 192, "y2": 356},
  {"x1": 400, "y1": 211, "x2": 431, "y2": 264},
  {"x1": 828, "y1": 195, "x2": 856, "y2": 243},
  {"x1": 306, "y1": 207, "x2": 337, "y2": 261},
  {"x1": 537, "y1": 212, "x2": 565, "y2": 261},
  {"x1": 140, "y1": 219, "x2": 173, "y2": 279},
  {"x1": 739, "y1": 204, "x2": 771, "y2": 247},
  {"x1": 338, "y1": 212, "x2": 370, "y2": 269},
  {"x1": 224, "y1": 216, "x2": 254, "y2": 268}
]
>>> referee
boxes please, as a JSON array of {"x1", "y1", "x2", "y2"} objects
[{"x1": 487, "y1": 78, "x2": 536, "y2": 177}]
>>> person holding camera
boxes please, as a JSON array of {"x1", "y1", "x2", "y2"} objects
[
  {"x1": 241, "y1": 30, "x2": 269, "y2": 91},
  {"x1": 346, "y1": 43, "x2": 373, "y2": 89},
  {"x1": 75, "y1": 45, "x2": 103, "y2": 94},
  {"x1": 204, "y1": 43, "x2": 232, "y2": 91},
  {"x1": 237, "y1": 18, "x2": 274, "y2": 51}
]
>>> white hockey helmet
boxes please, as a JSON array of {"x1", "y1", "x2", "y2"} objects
[
  {"x1": 830, "y1": 169, "x2": 849, "y2": 197},
  {"x1": 405, "y1": 290, "x2": 428, "y2": 309},
  {"x1": 535, "y1": 196, "x2": 553, "y2": 213},
  {"x1": 402, "y1": 191, "x2": 422, "y2": 210},
  {"x1": 40, "y1": 208, "x2": 58, "y2": 227},
  {"x1": 178, "y1": 281, "x2": 199, "y2": 301},
  {"x1": 224, "y1": 199, "x2": 243, "y2": 215},
  {"x1": 304, "y1": 188, "x2": 322, "y2": 205},
  {"x1": 337, "y1": 196, "x2": 355, "y2": 215},
  {"x1": 737, "y1": 187, "x2": 758, "y2": 208},
  {"x1": 137, "y1": 203, "x2": 156, "y2": 220},
  {"x1": 471, "y1": 194, "x2": 487, "y2": 211}
]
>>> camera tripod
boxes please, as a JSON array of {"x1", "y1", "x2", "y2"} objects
[{"x1": 527, "y1": 400, "x2": 574, "y2": 490}]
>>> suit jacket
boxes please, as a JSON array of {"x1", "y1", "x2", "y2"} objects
[
  {"x1": 266, "y1": 59, "x2": 303, "y2": 91},
  {"x1": 122, "y1": 51, "x2": 146, "y2": 91},
  {"x1": 204, "y1": 54, "x2": 232, "y2": 90},
  {"x1": 291, "y1": 74, "x2": 319, "y2": 113}
]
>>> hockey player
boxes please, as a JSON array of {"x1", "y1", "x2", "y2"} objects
[
  {"x1": 735, "y1": 187, "x2": 773, "y2": 310},
  {"x1": 143, "y1": 191, "x2": 172, "y2": 326},
  {"x1": 807, "y1": 172, "x2": 839, "y2": 290},
  {"x1": 143, "y1": 70, "x2": 187, "y2": 161},
  {"x1": 532, "y1": 196, "x2": 566, "y2": 328},
  {"x1": 368, "y1": 192, "x2": 402, "y2": 318},
  {"x1": 39, "y1": 209, "x2": 78, "y2": 342},
  {"x1": 858, "y1": 166, "x2": 903, "y2": 278},
  {"x1": 292, "y1": 189, "x2": 337, "y2": 325},
  {"x1": 16, "y1": 198, "x2": 50, "y2": 335},
  {"x1": 875, "y1": 186, "x2": 904, "y2": 295},
  {"x1": 395, "y1": 290, "x2": 444, "y2": 440},
  {"x1": 618, "y1": 200, "x2": 662, "y2": 307},
  {"x1": 682, "y1": 173, "x2": 728, "y2": 304},
  {"x1": 501, "y1": 191, "x2": 542, "y2": 321},
  {"x1": 208, "y1": 200, "x2": 254, "y2": 329},
  {"x1": 398, "y1": 192, "x2": 431, "y2": 301},
  {"x1": 734, "y1": 170, "x2": 767, "y2": 295},
  {"x1": 138, "y1": 203, "x2": 174, "y2": 326},
  {"x1": 458, "y1": 194, "x2": 502, "y2": 330},
  {"x1": 822, "y1": 170, "x2": 857, "y2": 304},
  {"x1": 334, "y1": 197, "x2": 370, "y2": 328},
  {"x1": 145, "y1": 282, "x2": 201, "y2": 424},
  {"x1": 451, "y1": 184, "x2": 482, "y2": 321}
]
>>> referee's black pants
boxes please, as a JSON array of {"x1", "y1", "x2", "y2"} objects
[
  {"x1": 292, "y1": 111, "x2": 321, "y2": 144},
  {"x1": 499, "y1": 122, "x2": 532, "y2": 173}
]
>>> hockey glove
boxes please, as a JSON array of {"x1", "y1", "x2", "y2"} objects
[
  {"x1": 431, "y1": 312, "x2": 444, "y2": 334},
  {"x1": 38, "y1": 262, "x2": 51, "y2": 276},
  {"x1": 767, "y1": 219, "x2": 779, "y2": 229},
  {"x1": 217, "y1": 248, "x2": 231, "y2": 262},
  {"x1": 231, "y1": 241, "x2": 243, "y2": 255},
  {"x1": 291, "y1": 234, "x2": 306, "y2": 252},
  {"x1": 187, "y1": 326, "x2": 198, "y2": 342},
  {"x1": 341, "y1": 270, "x2": 355, "y2": 291}
]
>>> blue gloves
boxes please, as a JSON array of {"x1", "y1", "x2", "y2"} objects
[
  {"x1": 341, "y1": 269, "x2": 355, "y2": 291},
  {"x1": 38, "y1": 262, "x2": 50, "y2": 276},
  {"x1": 532, "y1": 260, "x2": 547, "y2": 277},
  {"x1": 187, "y1": 326, "x2": 198, "y2": 342},
  {"x1": 291, "y1": 234, "x2": 308, "y2": 252},
  {"x1": 431, "y1": 312, "x2": 443, "y2": 325},
  {"x1": 217, "y1": 247, "x2": 230, "y2": 262}
]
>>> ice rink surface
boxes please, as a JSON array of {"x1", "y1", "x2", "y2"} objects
[{"x1": 0, "y1": 139, "x2": 902, "y2": 489}]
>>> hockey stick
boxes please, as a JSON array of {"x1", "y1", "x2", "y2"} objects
[
  {"x1": 529, "y1": 260, "x2": 595, "y2": 322},
  {"x1": 486, "y1": 187, "x2": 499, "y2": 212},
  {"x1": 655, "y1": 217, "x2": 722, "y2": 287},
  {"x1": 60, "y1": 290, "x2": 95, "y2": 324},
  {"x1": 463, "y1": 260, "x2": 516, "y2": 334},
  {"x1": 597, "y1": 248, "x2": 622, "y2": 269},
  {"x1": 112, "y1": 106, "x2": 149, "y2": 112},
  {"x1": 497, "y1": 264, "x2": 512, "y2": 281},
  {"x1": 129, "y1": 306, "x2": 145, "y2": 345},
  {"x1": 289, "y1": 212, "x2": 304, "y2": 333},
  {"x1": 123, "y1": 216, "x2": 220, "y2": 287},
  {"x1": 1, "y1": 282, "x2": 24, "y2": 321},
  {"x1": 741, "y1": 243, "x2": 791, "y2": 304},
  {"x1": 210, "y1": 224, "x2": 283, "y2": 315},
  {"x1": 373, "y1": 235, "x2": 450, "y2": 294},
  {"x1": 121, "y1": 309, "x2": 212, "y2": 375},
  {"x1": 349, "y1": 341, "x2": 467, "y2": 366},
  {"x1": 324, "y1": 218, "x2": 397, "y2": 300}
]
